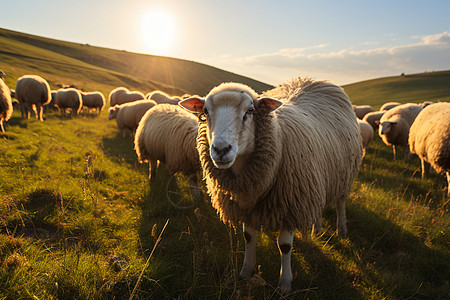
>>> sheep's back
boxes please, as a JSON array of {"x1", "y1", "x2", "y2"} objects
[
  {"x1": 0, "y1": 79, "x2": 13, "y2": 121},
  {"x1": 137, "y1": 104, "x2": 199, "y2": 174},
  {"x1": 251, "y1": 79, "x2": 362, "y2": 231},
  {"x1": 409, "y1": 102, "x2": 450, "y2": 173},
  {"x1": 15, "y1": 75, "x2": 51, "y2": 105},
  {"x1": 55, "y1": 89, "x2": 82, "y2": 110}
]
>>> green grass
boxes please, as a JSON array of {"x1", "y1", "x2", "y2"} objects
[
  {"x1": 0, "y1": 28, "x2": 449, "y2": 299},
  {"x1": 343, "y1": 70, "x2": 450, "y2": 108}
]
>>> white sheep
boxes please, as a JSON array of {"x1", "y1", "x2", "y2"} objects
[
  {"x1": 146, "y1": 90, "x2": 181, "y2": 105},
  {"x1": 81, "y1": 91, "x2": 105, "y2": 113},
  {"x1": 0, "y1": 78, "x2": 13, "y2": 132},
  {"x1": 55, "y1": 88, "x2": 83, "y2": 116},
  {"x1": 409, "y1": 102, "x2": 450, "y2": 196},
  {"x1": 362, "y1": 111, "x2": 385, "y2": 130},
  {"x1": 14, "y1": 75, "x2": 51, "y2": 121},
  {"x1": 380, "y1": 101, "x2": 401, "y2": 111},
  {"x1": 358, "y1": 119, "x2": 374, "y2": 157},
  {"x1": 108, "y1": 99, "x2": 157, "y2": 137},
  {"x1": 134, "y1": 104, "x2": 201, "y2": 196},
  {"x1": 179, "y1": 78, "x2": 362, "y2": 294},
  {"x1": 377, "y1": 103, "x2": 422, "y2": 161},
  {"x1": 353, "y1": 104, "x2": 374, "y2": 119},
  {"x1": 109, "y1": 87, "x2": 144, "y2": 106}
]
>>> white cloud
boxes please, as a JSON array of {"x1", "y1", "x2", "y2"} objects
[{"x1": 206, "y1": 31, "x2": 450, "y2": 85}]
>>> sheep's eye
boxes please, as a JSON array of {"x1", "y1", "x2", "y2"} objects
[{"x1": 246, "y1": 108, "x2": 254, "y2": 115}]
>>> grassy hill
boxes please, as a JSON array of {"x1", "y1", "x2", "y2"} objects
[
  {"x1": 343, "y1": 70, "x2": 450, "y2": 109},
  {"x1": 0, "y1": 29, "x2": 449, "y2": 299},
  {"x1": 0, "y1": 27, "x2": 273, "y2": 97}
]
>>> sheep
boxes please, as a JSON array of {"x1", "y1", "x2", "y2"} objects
[
  {"x1": 419, "y1": 101, "x2": 433, "y2": 108},
  {"x1": 380, "y1": 101, "x2": 401, "y2": 111},
  {"x1": 409, "y1": 102, "x2": 450, "y2": 196},
  {"x1": 108, "y1": 99, "x2": 157, "y2": 138},
  {"x1": 179, "y1": 78, "x2": 363, "y2": 294},
  {"x1": 377, "y1": 103, "x2": 422, "y2": 161},
  {"x1": 358, "y1": 119, "x2": 374, "y2": 157},
  {"x1": 146, "y1": 90, "x2": 181, "y2": 105},
  {"x1": 14, "y1": 75, "x2": 51, "y2": 121},
  {"x1": 81, "y1": 91, "x2": 105, "y2": 113},
  {"x1": 55, "y1": 88, "x2": 83, "y2": 116},
  {"x1": 0, "y1": 78, "x2": 13, "y2": 133},
  {"x1": 353, "y1": 104, "x2": 374, "y2": 119},
  {"x1": 362, "y1": 110, "x2": 385, "y2": 130},
  {"x1": 43, "y1": 91, "x2": 58, "y2": 113},
  {"x1": 109, "y1": 87, "x2": 144, "y2": 106},
  {"x1": 134, "y1": 104, "x2": 201, "y2": 197}
]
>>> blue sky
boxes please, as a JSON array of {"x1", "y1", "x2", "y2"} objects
[{"x1": 1, "y1": 0, "x2": 449, "y2": 85}]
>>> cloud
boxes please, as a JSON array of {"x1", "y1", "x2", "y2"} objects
[{"x1": 207, "y1": 31, "x2": 450, "y2": 85}]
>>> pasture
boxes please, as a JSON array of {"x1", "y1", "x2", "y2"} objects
[
  {"x1": 0, "y1": 28, "x2": 449, "y2": 299},
  {"x1": 0, "y1": 103, "x2": 449, "y2": 299}
]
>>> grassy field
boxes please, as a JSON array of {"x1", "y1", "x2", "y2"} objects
[{"x1": 0, "y1": 29, "x2": 449, "y2": 299}]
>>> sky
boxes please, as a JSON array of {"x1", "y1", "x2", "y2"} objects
[{"x1": 1, "y1": 0, "x2": 450, "y2": 86}]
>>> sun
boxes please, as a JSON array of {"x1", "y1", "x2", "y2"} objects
[{"x1": 141, "y1": 10, "x2": 176, "y2": 55}]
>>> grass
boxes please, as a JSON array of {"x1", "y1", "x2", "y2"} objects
[{"x1": 0, "y1": 107, "x2": 449, "y2": 299}]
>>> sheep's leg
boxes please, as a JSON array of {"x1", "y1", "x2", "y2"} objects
[
  {"x1": 148, "y1": 160, "x2": 157, "y2": 184},
  {"x1": 336, "y1": 198, "x2": 347, "y2": 236},
  {"x1": 421, "y1": 159, "x2": 431, "y2": 179},
  {"x1": 446, "y1": 172, "x2": 450, "y2": 197},
  {"x1": 392, "y1": 145, "x2": 397, "y2": 161},
  {"x1": 0, "y1": 121, "x2": 4, "y2": 133},
  {"x1": 277, "y1": 230, "x2": 294, "y2": 294},
  {"x1": 239, "y1": 224, "x2": 256, "y2": 279},
  {"x1": 188, "y1": 173, "x2": 202, "y2": 200},
  {"x1": 36, "y1": 105, "x2": 43, "y2": 121},
  {"x1": 404, "y1": 147, "x2": 412, "y2": 161},
  {"x1": 313, "y1": 218, "x2": 322, "y2": 235}
]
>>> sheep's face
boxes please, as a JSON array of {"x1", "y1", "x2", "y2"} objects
[
  {"x1": 379, "y1": 121, "x2": 396, "y2": 135},
  {"x1": 180, "y1": 91, "x2": 282, "y2": 169},
  {"x1": 108, "y1": 106, "x2": 119, "y2": 120}
]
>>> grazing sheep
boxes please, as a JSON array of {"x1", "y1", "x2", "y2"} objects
[
  {"x1": 134, "y1": 104, "x2": 201, "y2": 196},
  {"x1": 409, "y1": 102, "x2": 450, "y2": 196},
  {"x1": 108, "y1": 99, "x2": 157, "y2": 137},
  {"x1": 358, "y1": 119, "x2": 374, "y2": 157},
  {"x1": 353, "y1": 104, "x2": 374, "y2": 119},
  {"x1": 419, "y1": 101, "x2": 433, "y2": 108},
  {"x1": 179, "y1": 78, "x2": 363, "y2": 293},
  {"x1": 109, "y1": 87, "x2": 144, "y2": 106},
  {"x1": 377, "y1": 103, "x2": 422, "y2": 161},
  {"x1": 0, "y1": 78, "x2": 13, "y2": 132},
  {"x1": 362, "y1": 111, "x2": 385, "y2": 130},
  {"x1": 380, "y1": 101, "x2": 401, "y2": 111},
  {"x1": 81, "y1": 91, "x2": 105, "y2": 113},
  {"x1": 14, "y1": 75, "x2": 51, "y2": 121},
  {"x1": 55, "y1": 88, "x2": 83, "y2": 116},
  {"x1": 146, "y1": 90, "x2": 181, "y2": 105}
]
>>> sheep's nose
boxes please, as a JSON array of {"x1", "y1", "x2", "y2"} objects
[{"x1": 212, "y1": 144, "x2": 232, "y2": 158}]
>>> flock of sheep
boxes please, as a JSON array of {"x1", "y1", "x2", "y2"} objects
[{"x1": 1, "y1": 72, "x2": 449, "y2": 294}]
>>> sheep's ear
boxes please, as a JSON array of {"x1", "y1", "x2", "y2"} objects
[
  {"x1": 255, "y1": 97, "x2": 283, "y2": 112},
  {"x1": 179, "y1": 97, "x2": 205, "y2": 113}
]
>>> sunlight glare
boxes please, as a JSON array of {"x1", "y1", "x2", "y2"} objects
[{"x1": 141, "y1": 10, "x2": 176, "y2": 55}]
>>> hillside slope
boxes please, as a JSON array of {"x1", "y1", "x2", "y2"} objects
[
  {"x1": 0, "y1": 28, "x2": 273, "y2": 96},
  {"x1": 343, "y1": 70, "x2": 450, "y2": 108}
]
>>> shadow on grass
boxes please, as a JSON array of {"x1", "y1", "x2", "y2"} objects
[
  {"x1": 101, "y1": 130, "x2": 145, "y2": 171},
  {"x1": 317, "y1": 203, "x2": 450, "y2": 299}
]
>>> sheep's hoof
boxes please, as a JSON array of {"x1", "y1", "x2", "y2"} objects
[
  {"x1": 277, "y1": 279, "x2": 292, "y2": 295},
  {"x1": 238, "y1": 269, "x2": 253, "y2": 280}
]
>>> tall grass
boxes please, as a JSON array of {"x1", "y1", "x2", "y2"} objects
[{"x1": 1, "y1": 106, "x2": 449, "y2": 299}]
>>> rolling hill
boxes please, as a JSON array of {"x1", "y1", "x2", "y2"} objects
[{"x1": 0, "y1": 27, "x2": 273, "y2": 97}]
